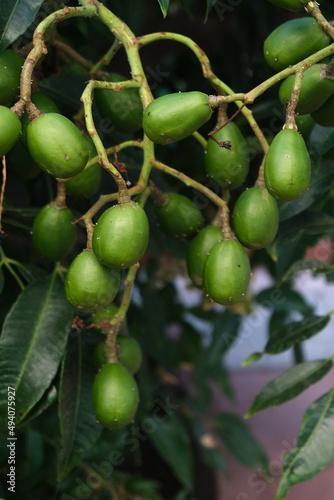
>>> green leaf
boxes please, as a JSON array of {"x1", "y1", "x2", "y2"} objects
[
  {"x1": 205, "y1": 0, "x2": 217, "y2": 22},
  {"x1": 276, "y1": 388, "x2": 334, "y2": 500},
  {"x1": 215, "y1": 413, "x2": 268, "y2": 470},
  {"x1": 191, "y1": 421, "x2": 227, "y2": 474},
  {"x1": 309, "y1": 125, "x2": 334, "y2": 171},
  {"x1": 265, "y1": 314, "x2": 331, "y2": 355},
  {"x1": 0, "y1": 0, "x2": 45, "y2": 50},
  {"x1": 241, "y1": 352, "x2": 263, "y2": 368},
  {"x1": 39, "y1": 75, "x2": 87, "y2": 110},
  {"x1": 0, "y1": 268, "x2": 4, "y2": 294},
  {"x1": 245, "y1": 359, "x2": 333, "y2": 418},
  {"x1": 256, "y1": 284, "x2": 312, "y2": 315},
  {"x1": 19, "y1": 385, "x2": 57, "y2": 426},
  {"x1": 149, "y1": 413, "x2": 193, "y2": 491},
  {"x1": 0, "y1": 275, "x2": 74, "y2": 428},
  {"x1": 156, "y1": 0, "x2": 170, "y2": 17},
  {"x1": 282, "y1": 258, "x2": 334, "y2": 282}
]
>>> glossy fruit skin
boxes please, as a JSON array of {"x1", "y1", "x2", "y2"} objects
[
  {"x1": 95, "y1": 73, "x2": 143, "y2": 133},
  {"x1": 205, "y1": 122, "x2": 249, "y2": 189},
  {"x1": 311, "y1": 93, "x2": 334, "y2": 127},
  {"x1": 26, "y1": 113, "x2": 90, "y2": 178},
  {"x1": 94, "y1": 337, "x2": 142, "y2": 375},
  {"x1": 65, "y1": 250, "x2": 121, "y2": 313},
  {"x1": 92, "y1": 202, "x2": 149, "y2": 270},
  {"x1": 93, "y1": 304, "x2": 127, "y2": 332},
  {"x1": 143, "y1": 91, "x2": 212, "y2": 145},
  {"x1": 32, "y1": 204, "x2": 77, "y2": 261},
  {"x1": 66, "y1": 136, "x2": 101, "y2": 199},
  {"x1": 233, "y1": 188, "x2": 279, "y2": 250},
  {"x1": 266, "y1": 0, "x2": 309, "y2": 11},
  {"x1": 92, "y1": 363, "x2": 139, "y2": 429},
  {"x1": 264, "y1": 19, "x2": 330, "y2": 72},
  {"x1": 279, "y1": 65, "x2": 334, "y2": 115},
  {"x1": 0, "y1": 50, "x2": 24, "y2": 105},
  {"x1": 264, "y1": 129, "x2": 311, "y2": 202},
  {"x1": 0, "y1": 106, "x2": 22, "y2": 157},
  {"x1": 155, "y1": 193, "x2": 204, "y2": 240},
  {"x1": 21, "y1": 92, "x2": 60, "y2": 144},
  {"x1": 204, "y1": 239, "x2": 251, "y2": 306},
  {"x1": 187, "y1": 226, "x2": 222, "y2": 288}
]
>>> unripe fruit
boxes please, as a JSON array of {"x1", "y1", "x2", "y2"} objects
[
  {"x1": 92, "y1": 363, "x2": 139, "y2": 429},
  {"x1": 65, "y1": 250, "x2": 121, "y2": 313},
  {"x1": 92, "y1": 202, "x2": 149, "y2": 270},
  {"x1": 205, "y1": 122, "x2": 249, "y2": 189},
  {"x1": 279, "y1": 65, "x2": 334, "y2": 115},
  {"x1": 0, "y1": 50, "x2": 24, "y2": 105},
  {"x1": 66, "y1": 137, "x2": 101, "y2": 199},
  {"x1": 21, "y1": 92, "x2": 60, "y2": 144},
  {"x1": 93, "y1": 304, "x2": 127, "y2": 332},
  {"x1": 32, "y1": 204, "x2": 77, "y2": 261},
  {"x1": 233, "y1": 187, "x2": 279, "y2": 250},
  {"x1": 311, "y1": 93, "x2": 334, "y2": 127},
  {"x1": 204, "y1": 239, "x2": 251, "y2": 305},
  {"x1": 266, "y1": 0, "x2": 309, "y2": 11},
  {"x1": 0, "y1": 106, "x2": 22, "y2": 157},
  {"x1": 264, "y1": 129, "x2": 311, "y2": 202},
  {"x1": 95, "y1": 73, "x2": 143, "y2": 133},
  {"x1": 264, "y1": 19, "x2": 330, "y2": 72},
  {"x1": 155, "y1": 193, "x2": 204, "y2": 240},
  {"x1": 143, "y1": 91, "x2": 212, "y2": 145},
  {"x1": 26, "y1": 113, "x2": 90, "y2": 178},
  {"x1": 295, "y1": 114, "x2": 315, "y2": 142},
  {"x1": 94, "y1": 337, "x2": 142, "y2": 375},
  {"x1": 187, "y1": 225, "x2": 222, "y2": 288}
]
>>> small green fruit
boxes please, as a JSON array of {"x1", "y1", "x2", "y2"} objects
[
  {"x1": 233, "y1": 187, "x2": 279, "y2": 250},
  {"x1": 264, "y1": 129, "x2": 311, "y2": 202},
  {"x1": 93, "y1": 304, "x2": 127, "y2": 332},
  {"x1": 0, "y1": 50, "x2": 24, "y2": 105},
  {"x1": 65, "y1": 250, "x2": 121, "y2": 313},
  {"x1": 32, "y1": 204, "x2": 77, "y2": 261},
  {"x1": 66, "y1": 137, "x2": 101, "y2": 199},
  {"x1": 205, "y1": 122, "x2": 249, "y2": 190},
  {"x1": 94, "y1": 337, "x2": 142, "y2": 375},
  {"x1": 92, "y1": 363, "x2": 139, "y2": 429},
  {"x1": 26, "y1": 113, "x2": 90, "y2": 178},
  {"x1": 204, "y1": 239, "x2": 251, "y2": 305},
  {"x1": 187, "y1": 225, "x2": 222, "y2": 288},
  {"x1": 92, "y1": 201, "x2": 149, "y2": 270},
  {"x1": 155, "y1": 193, "x2": 204, "y2": 240},
  {"x1": 295, "y1": 114, "x2": 316, "y2": 142},
  {"x1": 143, "y1": 91, "x2": 212, "y2": 145},
  {"x1": 0, "y1": 106, "x2": 22, "y2": 157},
  {"x1": 21, "y1": 92, "x2": 60, "y2": 144}
]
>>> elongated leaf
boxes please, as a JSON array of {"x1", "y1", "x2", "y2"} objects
[
  {"x1": 156, "y1": 0, "x2": 170, "y2": 17},
  {"x1": 19, "y1": 385, "x2": 57, "y2": 426},
  {"x1": 309, "y1": 125, "x2": 334, "y2": 170},
  {"x1": 215, "y1": 413, "x2": 268, "y2": 470},
  {"x1": 241, "y1": 352, "x2": 263, "y2": 368},
  {"x1": 276, "y1": 388, "x2": 334, "y2": 500},
  {"x1": 0, "y1": 275, "x2": 74, "y2": 428},
  {"x1": 205, "y1": 0, "x2": 217, "y2": 22},
  {"x1": 256, "y1": 284, "x2": 312, "y2": 315},
  {"x1": 0, "y1": 0, "x2": 45, "y2": 50},
  {"x1": 149, "y1": 413, "x2": 193, "y2": 491},
  {"x1": 265, "y1": 314, "x2": 331, "y2": 355},
  {"x1": 282, "y1": 258, "x2": 334, "y2": 282},
  {"x1": 246, "y1": 359, "x2": 333, "y2": 418}
]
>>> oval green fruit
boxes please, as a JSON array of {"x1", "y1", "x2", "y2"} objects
[
  {"x1": 32, "y1": 204, "x2": 77, "y2": 261},
  {"x1": 93, "y1": 304, "x2": 127, "y2": 332},
  {"x1": 205, "y1": 122, "x2": 249, "y2": 189},
  {"x1": 26, "y1": 113, "x2": 90, "y2": 178},
  {"x1": 204, "y1": 239, "x2": 251, "y2": 306},
  {"x1": 233, "y1": 187, "x2": 279, "y2": 250},
  {"x1": 65, "y1": 250, "x2": 121, "y2": 313},
  {"x1": 279, "y1": 65, "x2": 334, "y2": 115},
  {"x1": 311, "y1": 93, "x2": 334, "y2": 127},
  {"x1": 143, "y1": 91, "x2": 212, "y2": 145},
  {"x1": 21, "y1": 92, "x2": 60, "y2": 144},
  {"x1": 95, "y1": 73, "x2": 143, "y2": 133},
  {"x1": 66, "y1": 137, "x2": 101, "y2": 199},
  {"x1": 187, "y1": 225, "x2": 222, "y2": 288},
  {"x1": 0, "y1": 106, "x2": 22, "y2": 157},
  {"x1": 266, "y1": 0, "x2": 309, "y2": 11},
  {"x1": 0, "y1": 50, "x2": 24, "y2": 105},
  {"x1": 94, "y1": 336, "x2": 142, "y2": 375},
  {"x1": 92, "y1": 201, "x2": 149, "y2": 270},
  {"x1": 155, "y1": 193, "x2": 204, "y2": 240},
  {"x1": 264, "y1": 129, "x2": 311, "y2": 202},
  {"x1": 92, "y1": 363, "x2": 139, "y2": 429},
  {"x1": 264, "y1": 18, "x2": 330, "y2": 72}
]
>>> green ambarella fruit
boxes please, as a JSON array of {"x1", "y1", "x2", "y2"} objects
[
  {"x1": 0, "y1": 50, "x2": 24, "y2": 105},
  {"x1": 143, "y1": 91, "x2": 212, "y2": 145},
  {"x1": 26, "y1": 113, "x2": 90, "y2": 178},
  {"x1": 21, "y1": 92, "x2": 60, "y2": 144},
  {"x1": 187, "y1": 225, "x2": 222, "y2": 288},
  {"x1": 264, "y1": 18, "x2": 330, "y2": 72},
  {"x1": 295, "y1": 114, "x2": 316, "y2": 142},
  {"x1": 279, "y1": 65, "x2": 334, "y2": 115},
  {"x1": 204, "y1": 239, "x2": 251, "y2": 306},
  {"x1": 311, "y1": 93, "x2": 334, "y2": 127},
  {"x1": 205, "y1": 122, "x2": 249, "y2": 189},
  {"x1": 155, "y1": 193, "x2": 204, "y2": 240},
  {"x1": 0, "y1": 106, "x2": 22, "y2": 157},
  {"x1": 32, "y1": 204, "x2": 77, "y2": 261},
  {"x1": 95, "y1": 73, "x2": 143, "y2": 133},
  {"x1": 94, "y1": 337, "x2": 142, "y2": 375},
  {"x1": 92, "y1": 363, "x2": 139, "y2": 429},
  {"x1": 233, "y1": 187, "x2": 279, "y2": 250},
  {"x1": 92, "y1": 201, "x2": 149, "y2": 270},
  {"x1": 264, "y1": 129, "x2": 311, "y2": 202},
  {"x1": 66, "y1": 136, "x2": 101, "y2": 199},
  {"x1": 266, "y1": 0, "x2": 309, "y2": 11},
  {"x1": 93, "y1": 304, "x2": 127, "y2": 332},
  {"x1": 65, "y1": 250, "x2": 121, "y2": 313}
]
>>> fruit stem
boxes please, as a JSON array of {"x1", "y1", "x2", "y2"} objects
[
  {"x1": 104, "y1": 324, "x2": 119, "y2": 364},
  {"x1": 306, "y1": 2, "x2": 334, "y2": 40},
  {"x1": 284, "y1": 70, "x2": 303, "y2": 130},
  {"x1": 150, "y1": 186, "x2": 169, "y2": 207},
  {"x1": 221, "y1": 203, "x2": 233, "y2": 240},
  {"x1": 53, "y1": 181, "x2": 67, "y2": 209},
  {"x1": 89, "y1": 39, "x2": 122, "y2": 77},
  {"x1": 255, "y1": 157, "x2": 266, "y2": 188}
]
